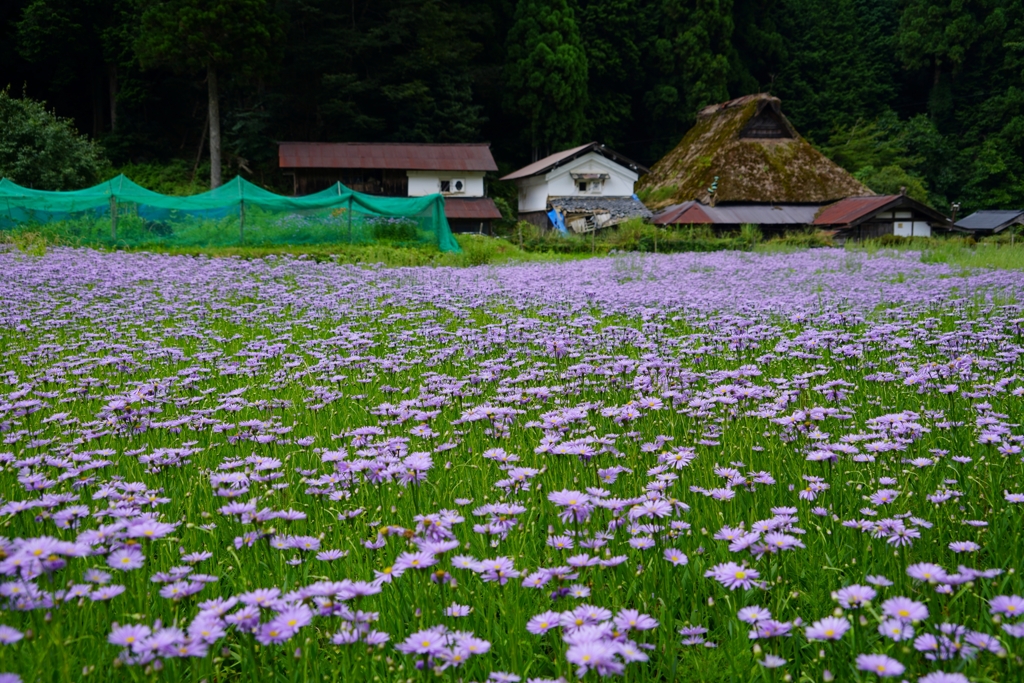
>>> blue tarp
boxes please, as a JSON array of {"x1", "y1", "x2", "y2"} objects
[{"x1": 547, "y1": 209, "x2": 568, "y2": 234}]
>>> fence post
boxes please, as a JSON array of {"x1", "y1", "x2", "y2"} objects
[
  {"x1": 347, "y1": 195, "x2": 353, "y2": 244},
  {"x1": 110, "y1": 196, "x2": 117, "y2": 241}
]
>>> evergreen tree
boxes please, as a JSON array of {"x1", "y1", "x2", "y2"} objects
[
  {"x1": 576, "y1": 0, "x2": 643, "y2": 150},
  {"x1": 504, "y1": 0, "x2": 589, "y2": 159},
  {"x1": 134, "y1": 0, "x2": 285, "y2": 188},
  {"x1": 769, "y1": 0, "x2": 900, "y2": 143},
  {"x1": 640, "y1": 0, "x2": 739, "y2": 160}
]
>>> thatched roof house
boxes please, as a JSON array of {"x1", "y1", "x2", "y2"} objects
[{"x1": 638, "y1": 94, "x2": 871, "y2": 210}]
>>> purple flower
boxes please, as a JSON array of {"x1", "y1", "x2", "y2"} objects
[
  {"x1": 526, "y1": 611, "x2": 561, "y2": 635},
  {"x1": 758, "y1": 655, "x2": 786, "y2": 668},
  {"x1": 835, "y1": 584, "x2": 876, "y2": 608},
  {"x1": 663, "y1": 548, "x2": 688, "y2": 566},
  {"x1": 948, "y1": 540, "x2": 979, "y2": 553},
  {"x1": 881, "y1": 596, "x2": 928, "y2": 623},
  {"x1": 805, "y1": 616, "x2": 850, "y2": 641},
  {"x1": 444, "y1": 602, "x2": 471, "y2": 617},
  {"x1": 106, "y1": 548, "x2": 145, "y2": 571},
  {"x1": 705, "y1": 562, "x2": 760, "y2": 590},
  {"x1": 737, "y1": 606, "x2": 771, "y2": 624},
  {"x1": 395, "y1": 626, "x2": 448, "y2": 655},
  {"x1": 0, "y1": 626, "x2": 24, "y2": 644},
  {"x1": 565, "y1": 640, "x2": 622, "y2": 677},
  {"x1": 855, "y1": 653, "x2": 905, "y2": 677},
  {"x1": 108, "y1": 623, "x2": 151, "y2": 649},
  {"x1": 877, "y1": 618, "x2": 914, "y2": 641},
  {"x1": 613, "y1": 609, "x2": 658, "y2": 632},
  {"x1": 990, "y1": 595, "x2": 1024, "y2": 617},
  {"x1": 918, "y1": 674, "x2": 969, "y2": 683},
  {"x1": 906, "y1": 563, "x2": 947, "y2": 583},
  {"x1": 393, "y1": 551, "x2": 437, "y2": 571},
  {"x1": 316, "y1": 549, "x2": 348, "y2": 561}
]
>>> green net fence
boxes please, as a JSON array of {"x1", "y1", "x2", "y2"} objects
[{"x1": 0, "y1": 175, "x2": 461, "y2": 252}]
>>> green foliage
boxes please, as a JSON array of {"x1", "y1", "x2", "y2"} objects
[
  {"x1": 114, "y1": 160, "x2": 209, "y2": 195},
  {"x1": 768, "y1": 0, "x2": 899, "y2": 144},
  {"x1": 0, "y1": 88, "x2": 107, "y2": 190},
  {"x1": 313, "y1": 0, "x2": 489, "y2": 143},
  {"x1": 368, "y1": 218, "x2": 420, "y2": 243},
  {"x1": 897, "y1": 0, "x2": 984, "y2": 73},
  {"x1": 5, "y1": 0, "x2": 1024, "y2": 217},
  {"x1": 0, "y1": 229, "x2": 51, "y2": 256},
  {"x1": 853, "y1": 165, "x2": 930, "y2": 203},
  {"x1": 576, "y1": 0, "x2": 643, "y2": 148},
  {"x1": 504, "y1": 0, "x2": 589, "y2": 155},
  {"x1": 818, "y1": 111, "x2": 937, "y2": 204},
  {"x1": 134, "y1": 0, "x2": 285, "y2": 77}
]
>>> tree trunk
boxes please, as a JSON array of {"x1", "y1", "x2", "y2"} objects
[{"x1": 208, "y1": 64, "x2": 222, "y2": 189}]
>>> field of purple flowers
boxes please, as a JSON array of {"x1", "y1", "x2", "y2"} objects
[{"x1": 0, "y1": 247, "x2": 1022, "y2": 683}]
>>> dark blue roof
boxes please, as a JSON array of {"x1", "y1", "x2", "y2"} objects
[{"x1": 955, "y1": 210, "x2": 1024, "y2": 231}]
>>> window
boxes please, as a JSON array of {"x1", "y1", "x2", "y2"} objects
[
  {"x1": 440, "y1": 180, "x2": 451, "y2": 192},
  {"x1": 578, "y1": 181, "x2": 588, "y2": 192}
]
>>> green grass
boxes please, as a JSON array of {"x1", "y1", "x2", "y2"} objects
[{"x1": 847, "y1": 235, "x2": 1024, "y2": 271}]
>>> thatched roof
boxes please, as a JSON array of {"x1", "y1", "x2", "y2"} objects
[{"x1": 637, "y1": 94, "x2": 872, "y2": 209}]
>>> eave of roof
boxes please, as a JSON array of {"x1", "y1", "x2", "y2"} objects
[
  {"x1": 444, "y1": 197, "x2": 502, "y2": 220},
  {"x1": 278, "y1": 142, "x2": 498, "y2": 172},
  {"x1": 813, "y1": 195, "x2": 948, "y2": 227},
  {"x1": 500, "y1": 143, "x2": 649, "y2": 181}
]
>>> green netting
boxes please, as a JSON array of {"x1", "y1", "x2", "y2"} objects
[{"x1": 0, "y1": 175, "x2": 461, "y2": 252}]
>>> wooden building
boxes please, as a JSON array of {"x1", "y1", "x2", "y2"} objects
[
  {"x1": 278, "y1": 142, "x2": 502, "y2": 233},
  {"x1": 500, "y1": 142, "x2": 650, "y2": 231},
  {"x1": 955, "y1": 210, "x2": 1024, "y2": 237},
  {"x1": 812, "y1": 194, "x2": 948, "y2": 241}
]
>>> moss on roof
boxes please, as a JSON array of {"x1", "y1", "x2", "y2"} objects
[{"x1": 637, "y1": 94, "x2": 872, "y2": 209}]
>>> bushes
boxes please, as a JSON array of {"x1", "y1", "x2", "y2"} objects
[
  {"x1": 515, "y1": 220, "x2": 776, "y2": 255},
  {"x1": 0, "y1": 88, "x2": 107, "y2": 190}
]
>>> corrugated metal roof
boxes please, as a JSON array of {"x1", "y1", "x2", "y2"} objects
[
  {"x1": 653, "y1": 202, "x2": 821, "y2": 225},
  {"x1": 500, "y1": 143, "x2": 648, "y2": 181},
  {"x1": 278, "y1": 143, "x2": 498, "y2": 171},
  {"x1": 812, "y1": 195, "x2": 899, "y2": 226},
  {"x1": 955, "y1": 210, "x2": 1024, "y2": 231},
  {"x1": 445, "y1": 198, "x2": 502, "y2": 220},
  {"x1": 500, "y1": 144, "x2": 593, "y2": 180}
]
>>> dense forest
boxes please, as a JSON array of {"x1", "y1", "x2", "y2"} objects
[{"x1": 1, "y1": 0, "x2": 1023, "y2": 212}]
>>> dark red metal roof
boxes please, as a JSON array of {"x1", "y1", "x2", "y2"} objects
[
  {"x1": 812, "y1": 195, "x2": 899, "y2": 226},
  {"x1": 278, "y1": 143, "x2": 498, "y2": 172},
  {"x1": 652, "y1": 201, "x2": 712, "y2": 225},
  {"x1": 445, "y1": 198, "x2": 502, "y2": 220},
  {"x1": 653, "y1": 201, "x2": 821, "y2": 225}
]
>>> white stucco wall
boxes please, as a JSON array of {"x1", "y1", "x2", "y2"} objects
[
  {"x1": 894, "y1": 221, "x2": 932, "y2": 237},
  {"x1": 517, "y1": 176, "x2": 550, "y2": 213},
  {"x1": 514, "y1": 152, "x2": 639, "y2": 213},
  {"x1": 407, "y1": 171, "x2": 485, "y2": 197}
]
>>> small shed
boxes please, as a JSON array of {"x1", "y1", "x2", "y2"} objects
[
  {"x1": 813, "y1": 194, "x2": 948, "y2": 241},
  {"x1": 500, "y1": 142, "x2": 649, "y2": 230},
  {"x1": 955, "y1": 210, "x2": 1024, "y2": 236},
  {"x1": 278, "y1": 142, "x2": 502, "y2": 233}
]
